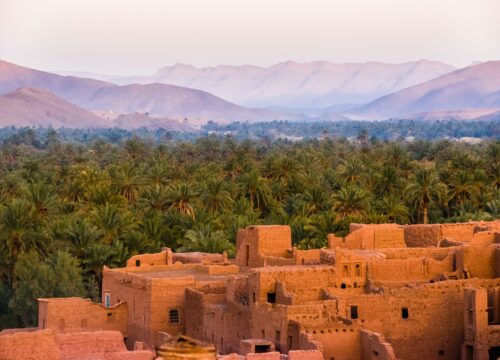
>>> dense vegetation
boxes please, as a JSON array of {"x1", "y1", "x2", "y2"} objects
[{"x1": 0, "y1": 127, "x2": 498, "y2": 329}]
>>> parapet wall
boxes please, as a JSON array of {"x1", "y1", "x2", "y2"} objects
[
  {"x1": 328, "y1": 224, "x2": 405, "y2": 250},
  {"x1": 403, "y1": 220, "x2": 500, "y2": 247},
  {"x1": 0, "y1": 329, "x2": 154, "y2": 360},
  {"x1": 38, "y1": 297, "x2": 128, "y2": 336},
  {"x1": 126, "y1": 249, "x2": 173, "y2": 268}
]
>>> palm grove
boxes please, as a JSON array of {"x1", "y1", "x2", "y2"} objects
[{"x1": 0, "y1": 130, "x2": 498, "y2": 328}]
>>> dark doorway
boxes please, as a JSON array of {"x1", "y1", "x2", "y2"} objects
[
  {"x1": 255, "y1": 344, "x2": 271, "y2": 353},
  {"x1": 267, "y1": 292, "x2": 276, "y2": 304}
]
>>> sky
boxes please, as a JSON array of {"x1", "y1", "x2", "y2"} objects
[{"x1": 0, "y1": 0, "x2": 499, "y2": 75}]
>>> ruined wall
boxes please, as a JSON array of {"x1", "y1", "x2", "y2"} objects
[
  {"x1": 333, "y1": 279, "x2": 500, "y2": 360},
  {"x1": 126, "y1": 249, "x2": 173, "y2": 268},
  {"x1": 250, "y1": 266, "x2": 336, "y2": 304},
  {"x1": 0, "y1": 329, "x2": 154, "y2": 360},
  {"x1": 328, "y1": 224, "x2": 405, "y2": 250},
  {"x1": 368, "y1": 255, "x2": 454, "y2": 284},
  {"x1": 38, "y1": 298, "x2": 128, "y2": 335},
  {"x1": 304, "y1": 326, "x2": 361, "y2": 360},
  {"x1": 235, "y1": 226, "x2": 292, "y2": 268},
  {"x1": 403, "y1": 221, "x2": 500, "y2": 248},
  {"x1": 456, "y1": 246, "x2": 497, "y2": 279},
  {"x1": 173, "y1": 252, "x2": 226, "y2": 264},
  {"x1": 403, "y1": 224, "x2": 442, "y2": 247},
  {"x1": 360, "y1": 330, "x2": 397, "y2": 360},
  {"x1": 0, "y1": 329, "x2": 60, "y2": 360}
]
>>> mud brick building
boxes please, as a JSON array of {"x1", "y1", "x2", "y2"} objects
[{"x1": 1, "y1": 220, "x2": 499, "y2": 360}]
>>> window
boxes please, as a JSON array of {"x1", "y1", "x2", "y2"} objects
[
  {"x1": 169, "y1": 309, "x2": 180, "y2": 325},
  {"x1": 343, "y1": 265, "x2": 349, "y2": 277},
  {"x1": 135, "y1": 259, "x2": 141, "y2": 267},
  {"x1": 267, "y1": 292, "x2": 276, "y2": 304},
  {"x1": 401, "y1": 307, "x2": 409, "y2": 319},
  {"x1": 104, "y1": 292, "x2": 111, "y2": 308},
  {"x1": 355, "y1": 264, "x2": 361, "y2": 277},
  {"x1": 341, "y1": 283, "x2": 347, "y2": 289},
  {"x1": 350, "y1": 306, "x2": 359, "y2": 319}
]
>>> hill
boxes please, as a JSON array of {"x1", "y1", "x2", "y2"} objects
[
  {"x1": 0, "y1": 87, "x2": 109, "y2": 128},
  {"x1": 350, "y1": 61, "x2": 500, "y2": 119}
]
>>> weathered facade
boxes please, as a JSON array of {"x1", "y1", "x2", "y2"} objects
[{"x1": 1, "y1": 220, "x2": 499, "y2": 360}]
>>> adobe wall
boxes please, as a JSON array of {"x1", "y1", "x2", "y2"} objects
[
  {"x1": 217, "y1": 350, "x2": 322, "y2": 359},
  {"x1": 126, "y1": 249, "x2": 173, "y2": 268},
  {"x1": 368, "y1": 254, "x2": 455, "y2": 284},
  {"x1": 0, "y1": 329, "x2": 154, "y2": 360},
  {"x1": 360, "y1": 330, "x2": 397, "y2": 360},
  {"x1": 456, "y1": 246, "x2": 497, "y2": 279},
  {"x1": 328, "y1": 224, "x2": 405, "y2": 250},
  {"x1": 249, "y1": 266, "x2": 337, "y2": 304},
  {"x1": 462, "y1": 286, "x2": 500, "y2": 359},
  {"x1": 331, "y1": 279, "x2": 500, "y2": 360},
  {"x1": 403, "y1": 220, "x2": 500, "y2": 247},
  {"x1": 173, "y1": 252, "x2": 227, "y2": 264},
  {"x1": 292, "y1": 249, "x2": 321, "y2": 265},
  {"x1": 235, "y1": 226, "x2": 292, "y2": 268},
  {"x1": 186, "y1": 286, "x2": 254, "y2": 354},
  {"x1": 102, "y1": 267, "x2": 153, "y2": 348},
  {"x1": 38, "y1": 297, "x2": 128, "y2": 335},
  {"x1": 303, "y1": 325, "x2": 361, "y2": 360},
  {"x1": 0, "y1": 329, "x2": 60, "y2": 360}
]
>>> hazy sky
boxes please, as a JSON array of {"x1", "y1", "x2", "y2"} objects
[{"x1": 1, "y1": 0, "x2": 499, "y2": 75}]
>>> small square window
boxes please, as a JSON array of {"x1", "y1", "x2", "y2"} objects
[
  {"x1": 169, "y1": 309, "x2": 180, "y2": 325},
  {"x1": 135, "y1": 259, "x2": 141, "y2": 267},
  {"x1": 350, "y1": 306, "x2": 359, "y2": 319}
]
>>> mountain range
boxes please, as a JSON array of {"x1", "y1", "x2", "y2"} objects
[
  {"x1": 83, "y1": 60, "x2": 456, "y2": 109},
  {"x1": 0, "y1": 59, "x2": 500, "y2": 128},
  {"x1": 0, "y1": 60, "x2": 303, "y2": 126}
]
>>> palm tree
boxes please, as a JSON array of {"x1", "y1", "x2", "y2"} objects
[
  {"x1": 303, "y1": 187, "x2": 327, "y2": 214},
  {"x1": 239, "y1": 170, "x2": 271, "y2": 210},
  {"x1": 111, "y1": 163, "x2": 144, "y2": 204},
  {"x1": 304, "y1": 211, "x2": 346, "y2": 245},
  {"x1": 167, "y1": 183, "x2": 198, "y2": 219},
  {"x1": 25, "y1": 181, "x2": 57, "y2": 218},
  {"x1": 179, "y1": 225, "x2": 234, "y2": 255},
  {"x1": 83, "y1": 243, "x2": 115, "y2": 292},
  {"x1": 379, "y1": 196, "x2": 409, "y2": 224},
  {"x1": 338, "y1": 158, "x2": 365, "y2": 184},
  {"x1": 138, "y1": 184, "x2": 170, "y2": 211},
  {"x1": 405, "y1": 168, "x2": 447, "y2": 224},
  {"x1": 200, "y1": 179, "x2": 234, "y2": 213},
  {"x1": 0, "y1": 171, "x2": 26, "y2": 199},
  {"x1": 0, "y1": 200, "x2": 39, "y2": 282},
  {"x1": 91, "y1": 204, "x2": 133, "y2": 244},
  {"x1": 65, "y1": 218, "x2": 99, "y2": 259},
  {"x1": 331, "y1": 186, "x2": 371, "y2": 219},
  {"x1": 448, "y1": 170, "x2": 478, "y2": 206}
]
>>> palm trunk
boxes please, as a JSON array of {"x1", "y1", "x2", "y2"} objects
[{"x1": 423, "y1": 205, "x2": 428, "y2": 224}]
